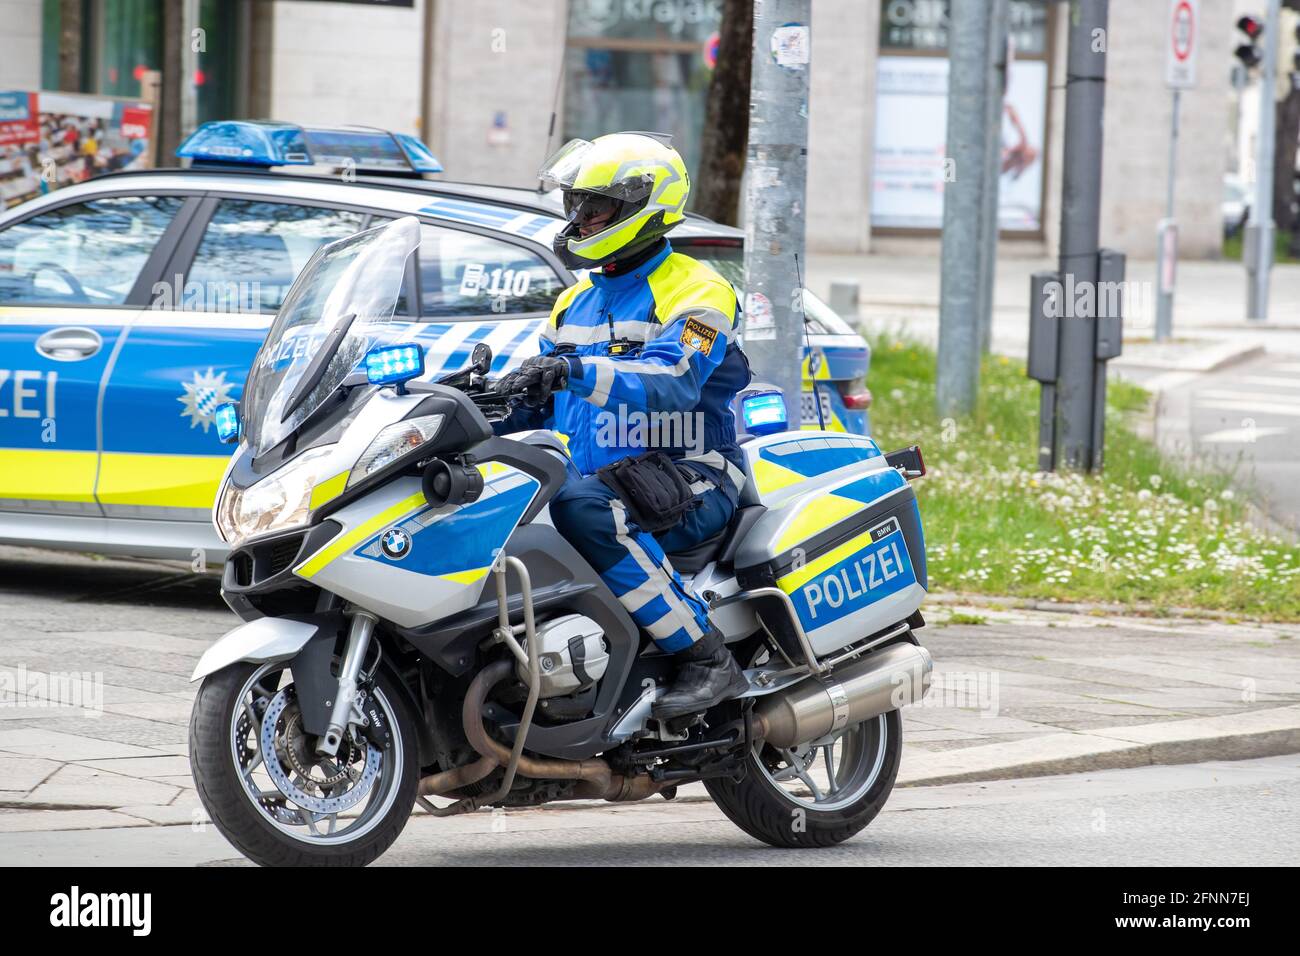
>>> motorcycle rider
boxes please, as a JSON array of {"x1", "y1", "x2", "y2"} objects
[{"x1": 494, "y1": 132, "x2": 751, "y2": 720}]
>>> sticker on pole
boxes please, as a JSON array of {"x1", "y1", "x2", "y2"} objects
[
  {"x1": 770, "y1": 23, "x2": 809, "y2": 71},
  {"x1": 1165, "y1": 0, "x2": 1198, "y2": 90},
  {"x1": 744, "y1": 291, "x2": 776, "y2": 341}
]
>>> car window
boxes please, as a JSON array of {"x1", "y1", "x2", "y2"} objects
[
  {"x1": 0, "y1": 195, "x2": 185, "y2": 306},
  {"x1": 676, "y1": 240, "x2": 744, "y2": 287},
  {"x1": 185, "y1": 200, "x2": 369, "y2": 313},
  {"x1": 417, "y1": 222, "x2": 562, "y2": 318}
]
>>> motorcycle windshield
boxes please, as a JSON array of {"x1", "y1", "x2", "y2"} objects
[{"x1": 242, "y1": 216, "x2": 419, "y2": 457}]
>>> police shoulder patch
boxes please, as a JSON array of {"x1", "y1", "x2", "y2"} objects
[{"x1": 680, "y1": 315, "x2": 719, "y2": 354}]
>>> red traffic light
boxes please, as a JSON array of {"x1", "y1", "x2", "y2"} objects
[{"x1": 1237, "y1": 15, "x2": 1264, "y2": 39}]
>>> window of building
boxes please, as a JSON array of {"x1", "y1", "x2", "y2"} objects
[
  {"x1": 872, "y1": 0, "x2": 1051, "y2": 235},
  {"x1": 0, "y1": 194, "x2": 184, "y2": 305},
  {"x1": 186, "y1": 200, "x2": 369, "y2": 314},
  {"x1": 562, "y1": 0, "x2": 723, "y2": 194}
]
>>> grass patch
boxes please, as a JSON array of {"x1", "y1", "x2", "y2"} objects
[
  {"x1": 866, "y1": 335, "x2": 1300, "y2": 620},
  {"x1": 1223, "y1": 230, "x2": 1300, "y2": 265},
  {"x1": 941, "y1": 612, "x2": 988, "y2": 626}
]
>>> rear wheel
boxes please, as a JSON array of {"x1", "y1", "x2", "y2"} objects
[
  {"x1": 190, "y1": 660, "x2": 418, "y2": 867},
  {"x1": 705, "y1": 643, "x2": 902, "y2": 847}
]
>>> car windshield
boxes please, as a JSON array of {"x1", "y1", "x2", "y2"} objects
[{"x1": 242, "y1": 216, "x2": 419, "y2": 456}]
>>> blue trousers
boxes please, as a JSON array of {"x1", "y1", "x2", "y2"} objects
[{"x1": 549, "y1": 462, "x2": 736, "y2": 652}]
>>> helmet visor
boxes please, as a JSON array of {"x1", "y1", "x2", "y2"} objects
[
  {"x1": 538, "y1": 139, "x2": 593, "y2": 192},
  {"x1": 539, "y1": 137, "x2": 656, "y2": 204}
]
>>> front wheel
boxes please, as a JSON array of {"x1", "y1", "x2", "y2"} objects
[
  {"x1": 705, "y1": 709, "x2": 902, "y2": 848},
  {"x1": 190, "y1": 660, "x2": 418, "y2": 867}
]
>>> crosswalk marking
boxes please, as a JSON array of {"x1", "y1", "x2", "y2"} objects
[
  {"x1": 1195, "y1": 399, "x2": 1300, "y2": 417},
  {"x1": 1199, "y1": 425, "x2": 1288, "y2": 443},
  {"x1": 1213, "y1": 375, "x2": 1300, "y2": 390},
  {"x1": 1196, "y1": 388, "x2": 1300, "y2": 405}
]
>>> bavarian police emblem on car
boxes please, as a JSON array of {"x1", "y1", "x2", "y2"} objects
[{"x1": 679, "y1": 315, "x2": 718, "y2": 353}]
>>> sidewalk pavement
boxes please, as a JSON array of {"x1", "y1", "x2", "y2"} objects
[
  {"x1": 804, "y1": 252, "x2": 1300, "y2": 365},
  {"x1": 2, "y1": 546, "x2": 1299, "y2": 839}
]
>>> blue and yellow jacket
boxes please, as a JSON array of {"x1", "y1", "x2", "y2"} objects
[{"x1": 499, "y1": 241, "x2": 751, "y2": 486}]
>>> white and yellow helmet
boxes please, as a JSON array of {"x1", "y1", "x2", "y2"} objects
[{"x1": 539, "y1": 132, "x2": 690, "y2": 269}]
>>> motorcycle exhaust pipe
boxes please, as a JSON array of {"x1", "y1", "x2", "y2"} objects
[{"x1": 754, "y1": 642, "x2": 932, "y2": 749}]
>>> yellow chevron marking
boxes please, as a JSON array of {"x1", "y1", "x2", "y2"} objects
[
  {"x1": 774, "y1": 493, "x2": 864, "y2": 555},
  {"x1": 440, "y1": 566, "x2": 490, "y2": 585},
  {"x1": 751, "y1": 456, "x2": 805, "y2": 496},
  {"x1": 295, "y1": 491, "x2": 428, "y2": 579},
  {"x1": 778, "y1": 525, "x2": 881, "y2": 594},
  {"x1": 310, "y1": 471, "x2": 350, "y2": 510}
]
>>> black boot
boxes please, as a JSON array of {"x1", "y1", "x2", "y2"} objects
[{"x1": 652, "y1": 628, "x2": 750, "y2": 720}]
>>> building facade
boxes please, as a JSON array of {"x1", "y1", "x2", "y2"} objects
[{"x1": 2, "y1": 0, "x2": 1235, "y2": 258}]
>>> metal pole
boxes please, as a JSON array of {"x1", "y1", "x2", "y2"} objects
[
  {"x1": 937, "y1": 0, "x2": 993, "y2": 416},
  {"x1": 1246, "y1": 0, "x2": 1281, "y2": 321},
  {"x1": 1054, "y1": 0, "x2": 1109, "y2": 471},
  {"x1": 742, "y1": 0, "x2": 811, "y2": 427},
  {"x1": 977, "y1": 0, "x2": 1009, "y2": 355},
  {"x1": 1155, "y1": 88, "x2": 1180, "y2": 342}
]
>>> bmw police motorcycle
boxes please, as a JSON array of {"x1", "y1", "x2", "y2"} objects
[{"x1": 189, "y1": 217, "x2": 934, "y2": 866}]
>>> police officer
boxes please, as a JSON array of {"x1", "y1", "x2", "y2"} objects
[{"x1": 494, "y1": 132, "x2": 750, "y2": 720}]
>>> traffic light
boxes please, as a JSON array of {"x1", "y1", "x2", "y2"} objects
[{"x1": 1236, "y1": 15, "x2": 1264, "y2": 69}]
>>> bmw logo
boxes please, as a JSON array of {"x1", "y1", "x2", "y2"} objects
[{"x1": 379, "y1": 528, "x2": 411, "y2": 560}]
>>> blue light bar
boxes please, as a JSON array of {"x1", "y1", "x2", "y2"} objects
[
  {"x1": 176, "y1": 121, "x2": 442, "y2": 174},
  {"x1": 177, "y1": 121, "x2": 312, "y2": 167},
  {"x1": 214, "y1": 403, "x2": 241, "y2": 444},
  {"x1": 742, "y1": 390, "x2": 788, "y2": 436},
  {"x1": 392, "y1": 133, "x2": 444, "y2": 173},
  {"x1": 365, "y1": 344, "x2": 426, "y2": 389}
]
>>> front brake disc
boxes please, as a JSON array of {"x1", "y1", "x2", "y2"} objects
[{"x1": 258, "y1": 688, "x2": 382, "y2": 815}]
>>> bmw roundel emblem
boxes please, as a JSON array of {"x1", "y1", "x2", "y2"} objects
[{"x1": 380, "y1": 528, "x2": 411, "y2": 560}]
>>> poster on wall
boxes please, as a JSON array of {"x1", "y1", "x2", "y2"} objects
[
  {"x1": 0, "y1": 91, "x2": 154, "y2": 210},
  {"x1": 870, "y1": 55, "x2": 1047, "y2": 232}
]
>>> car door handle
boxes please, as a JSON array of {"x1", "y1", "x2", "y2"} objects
[{"x1": 35, "y1": 327, "x2": 104, "y2": 362}]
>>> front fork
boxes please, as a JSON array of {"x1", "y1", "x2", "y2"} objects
[{"x1": 316, "y1": 608, "x2": 376, "y2": 757}]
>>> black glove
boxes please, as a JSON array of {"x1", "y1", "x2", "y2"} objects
[{"x1": 494, "y1": 354, "x2": 570, "y2": 405}]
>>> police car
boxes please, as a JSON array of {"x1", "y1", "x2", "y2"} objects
[{"x1": 0, "y1": 120, "x2": 871, "y2": 561}]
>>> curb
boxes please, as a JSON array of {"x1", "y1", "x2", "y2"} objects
[
  {"x1": 896, "y1": 704, "x2": 1300, "y2": 787},
  {"x1": 919, "y1": 590, "x2": 1292, "y2": 623},
  {"x1": 1110, "y1": 340, "x2": 1264, "y2": 375}
]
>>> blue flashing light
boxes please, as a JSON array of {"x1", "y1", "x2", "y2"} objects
[
  {"x1": 365, "y1": 343, "x2": 426, "y2": 388},
  {"x1": 177, "y1": 121, "x2": 312, "y2": 167},
  {"x1": 176, "y1": 120, "x2": 443, "y2": 174},
  {"x1": 214, "y1": 403, "x2": 241, "y2": 444},
  {"x1": 393, "y1": 133, "x2": 444, "y2": 173},
  {"x1": 742, "y1": 390, "x2": 788, "y2": 436}
]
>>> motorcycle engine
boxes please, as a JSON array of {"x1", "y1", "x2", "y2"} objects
[{"x1": 517, "y1": 613, "x2": 608, "y2": 699}]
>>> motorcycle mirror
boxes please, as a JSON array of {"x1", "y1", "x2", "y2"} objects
[{"x1": 471, "y1": 342, "x2": 493, "y2": 376}]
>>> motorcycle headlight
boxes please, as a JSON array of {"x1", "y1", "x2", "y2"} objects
[
  {"x1": 216, "y1": 445, "x2": 337, "y2": 545},
  {"x1": 347, "y1": 414, "x2": 445, "y2": 488}
]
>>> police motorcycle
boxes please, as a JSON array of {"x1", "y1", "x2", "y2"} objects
[{"x1": 189, "y1": 217, "x2": 934, "y2": 866}]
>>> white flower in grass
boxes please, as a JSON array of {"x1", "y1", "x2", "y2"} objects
[{"x1": 1221, "y1": 489, "x2": 1235, "y2": 501}]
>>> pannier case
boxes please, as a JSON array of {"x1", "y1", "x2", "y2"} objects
[{"x1": 734, "y1": 432, "x2": 928, "y2": 657}]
